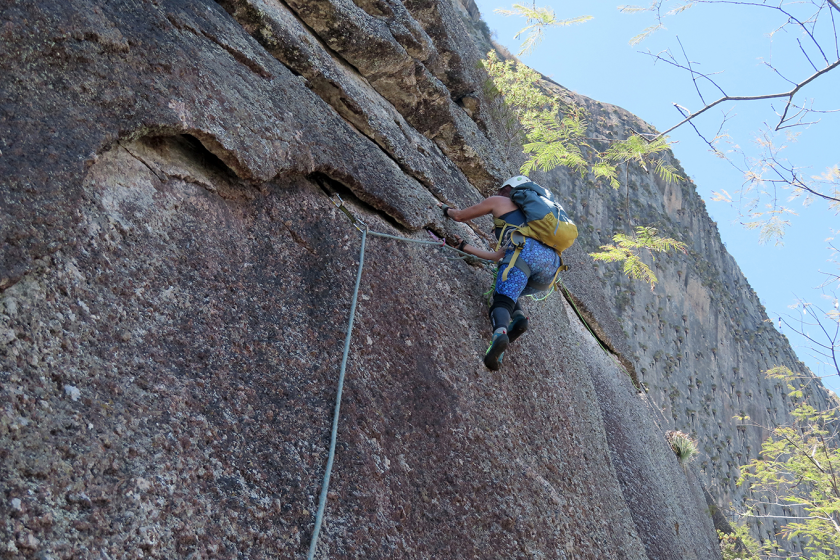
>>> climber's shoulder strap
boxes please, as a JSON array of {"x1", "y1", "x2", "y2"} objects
[
  {"x1": 501, "y1": 231, "x2": 527, "y2": 281},
  {"x1": 493, "y1": 216, "x2": 516, "y2": 251}
]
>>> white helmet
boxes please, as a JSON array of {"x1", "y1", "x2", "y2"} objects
[{"x1": 501, "y1": 175, "x2": 531, "y2": 189}]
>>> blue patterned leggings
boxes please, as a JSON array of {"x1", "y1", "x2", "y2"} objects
[{"x1": 495, "y1": 238, "x2": 560, "y2": 299}]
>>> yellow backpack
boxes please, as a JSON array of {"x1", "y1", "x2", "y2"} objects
[{"x1": 494, "y1": 180, "x2": 578, "y2": 282}]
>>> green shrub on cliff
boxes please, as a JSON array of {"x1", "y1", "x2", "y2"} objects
[
  {"x1": 666, "y1": 429, "x2": 699, "y2": 463},
  {"x1": 718, "y1": 525, "x2": 761, "y2": 560},
  {"x1": 736, "y1": 366, "x2": 840, "y2": 558}
]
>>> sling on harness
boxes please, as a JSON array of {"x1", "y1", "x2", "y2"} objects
[{"x1": 494, "y1": 181, "x2": 578, "y2": 283}]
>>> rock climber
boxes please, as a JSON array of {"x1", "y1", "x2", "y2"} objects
[{"x1": 439, "y1": 175, "x2": 566, "y2": 371}]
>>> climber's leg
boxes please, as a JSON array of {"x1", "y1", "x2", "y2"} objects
[
  {"x1": 508, "y1": 300, "x2": 528, "y2": 344},
  {"x1": 484, "y1": 256, "x2": 530, "y2": 370},
  {"x1": 485, "y1": 293, "x2": 516, "y2": 370}
]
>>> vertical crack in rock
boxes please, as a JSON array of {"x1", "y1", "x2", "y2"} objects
[{"x1": 561, "y1": 285, "x2": 641, "y2": 389}]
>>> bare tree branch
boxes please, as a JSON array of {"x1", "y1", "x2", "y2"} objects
[
  {"x1": 798, "y1": 38, "x2": 821, "y2": 72},
  {"x1": 762, "y1": 59, "x2": 799, "y2": 88},
  {"x1": 789, "y1": 101, "x2": 840, "y2": 114},
  {"x1": 641, "y1": 49, "x2": 727, "y2": 97},
  {"x1": 694, "y1": 0, "x2": 833, "y2": 60},
  {"x1": 762, "y1": 152, "x2": 840, "y2": 204},
  {"x1": 672, "y1": 104, "x2": 722, "y2": 154},
  {"x1": 653, "y1": 58, "x2": 840, "y2": 139},
  {"x1": 676, "y1": 36, "x2": 707, "y2": 104}
]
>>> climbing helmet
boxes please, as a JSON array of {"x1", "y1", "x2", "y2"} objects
[{"x1": 501, "y1": 175, "x2": 531, "y2": 189}]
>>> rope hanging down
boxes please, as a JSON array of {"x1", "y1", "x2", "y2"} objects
[
  {"x1": 307, "y1": 225, "x2": 366, "y2": 560},
  {"x1": 307, "y1": 196, "x2": 492, "y2": 559}
]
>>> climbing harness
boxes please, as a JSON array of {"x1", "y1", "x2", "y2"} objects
[{"x1": 306, "y1": 195, "x2": 493, "y2": 559}]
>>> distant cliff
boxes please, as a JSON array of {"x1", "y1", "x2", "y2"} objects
[
  {"x1": 1, "y1": 0, "x2": 823, "y2": 558},
  {"x1": 537, "y1": 90, "x2": 836, "y2": 554}
]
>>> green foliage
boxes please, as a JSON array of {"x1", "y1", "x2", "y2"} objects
[
  {"x1": 602, "y1": 134, "x2": 680, "y2": 181},
  {"x1": 494, "y1": 4, "x2": 593, "y2": 56},
  {"x1": 481, "y1": 51, "x2": 681, "y2": 188},
  {"x1": 628, "y1": 24, "x2": 664, "y2": 46},
  {"x1": 589, "y1": 226, "x2": 687, "y2": 288},
  {"x1": 732, "y1": 412, "x2": 751, "y2": 423},
  {"x1": 482, "y1": 51, "x2": 589, "y2": 176},
  {"x1": 765, "y1": 365, "x2": 804, "y2": 398},
  {"x1": 718, "y1": 525, "x2": 761, "y2": 560},
  {"x1": 737, "y1": 366, "x2": 840, "y2": 558},
  {"x1": 741, "y1": 207, "x2": 796, "y2": 246},
  {"x1": 481, "y1": 51, "x2": 558, "y2": 117},
  {"x1": 481, "y1": 51, "x2": 574, "y2": 169},
  {"x1": 666, "y1": 430, "x2": 699, "y2": 463},
  {"x1": 520, "y1": 107, "x2": 590, "y2": 175}
]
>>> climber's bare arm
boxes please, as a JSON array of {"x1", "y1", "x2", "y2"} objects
[
  {"x1": 467, "y1": 245, "x2": 506, "y2": 262},
  {"x1": 450, "y1": 235, "x2": 506, "y2": 262},
  {"x1": 440, "y1": 196, "x2": 517, "y2": 222}
]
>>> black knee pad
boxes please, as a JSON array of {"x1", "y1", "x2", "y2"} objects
[
  {"x1": 490, "y1": 293, "x2": 516, "y2": 316},
  {"x1": 489, "y1": 294, "x2": 516, "y2": 331}
]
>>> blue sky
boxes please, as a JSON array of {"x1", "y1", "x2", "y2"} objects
[{"x1": 474, "y1": 0, "x2": 840, "y2": 392}]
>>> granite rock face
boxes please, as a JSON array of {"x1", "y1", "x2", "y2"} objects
[
  {"x1": 543, "y1": 94, "x2": 836, "y2": 554},
  {"x1": 0, "y1": 0, "x2": 809, "y2": 558}
]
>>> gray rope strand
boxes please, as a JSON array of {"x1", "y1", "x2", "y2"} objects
[
  {"x1": 367, "y1": 230, "x2": 496, "y2": 265},
  {"x1": 331, "y1": 193, "x2": 495, "y2": 265},
  {"x1": 307, "y1": 227, "x2": 368, "y2": 560},
  {"x1": 367, "y1": 230, "x2": 443, "y2": 244}
]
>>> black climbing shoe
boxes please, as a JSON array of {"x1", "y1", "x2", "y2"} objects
[
  {"x1": 484, "y1": 331, "x2": 509, "y2": 371},
  {"x1": 507, "y1": 315, "x2": 529, "y2": 344}
]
